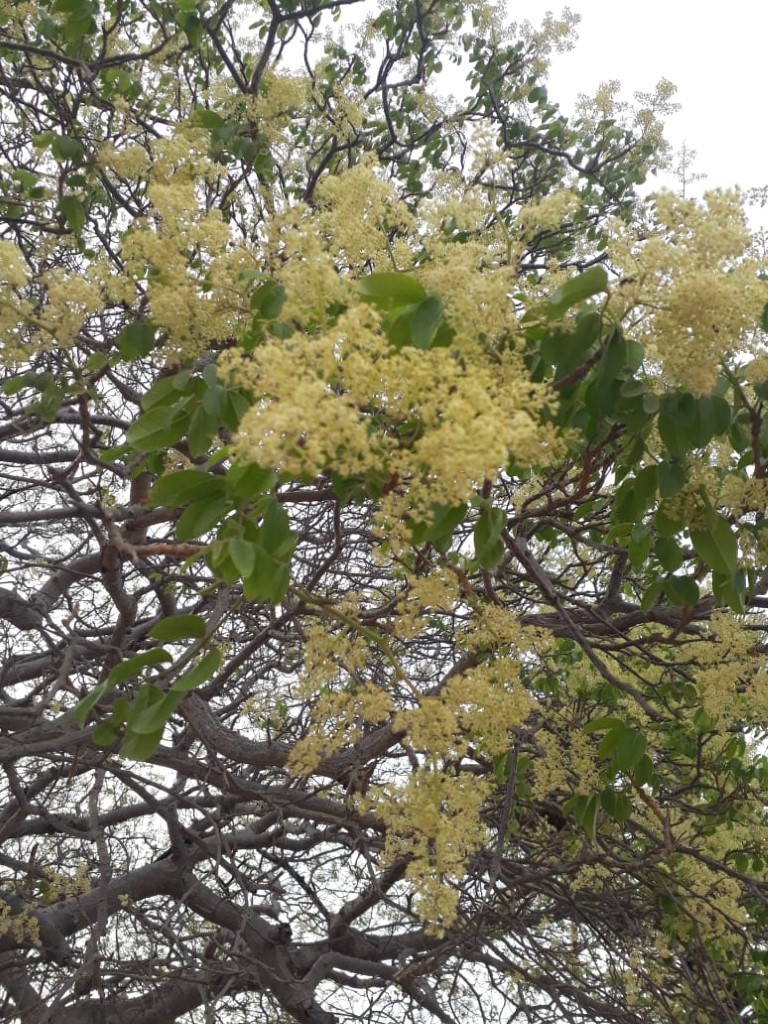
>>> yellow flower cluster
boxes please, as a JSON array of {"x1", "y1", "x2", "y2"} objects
[
  {"x1": 608, "y1": 189, "x2": 768, "y2": 394},
  {"x1": 0, "y1": 900, "x2": 39, "y2": 945},
  {"x1": 365, "y1": 767, "x2": 492, "y2": 932}
]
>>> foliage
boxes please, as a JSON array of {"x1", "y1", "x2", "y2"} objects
[{"x1": 0, "y1": 1, "x2": 767, "y2": 1023}]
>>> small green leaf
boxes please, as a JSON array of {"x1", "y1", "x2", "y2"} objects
[
  {"x1": 599, "y1": 724, "x2": 647, "y2": 772},
  {"x1": 250, "y1": 279, "x2": 286, "y2": 319},
  {"x1": 655, "y1": 536, "x2": 684, "y2": 572},
  {"x1": 149, "y1": 614, "x2": 207, "y2": 642}
]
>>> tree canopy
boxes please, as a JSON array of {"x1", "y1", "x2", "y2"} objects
[{"x1": 1, "y1": 1, "x2": 768, "y2": 1022}]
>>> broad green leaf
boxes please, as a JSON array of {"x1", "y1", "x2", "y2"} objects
[
  {"x1": 228, "y1": 538, "x2": 258, "y2": 577},
  {"x1": 149, "y1": 614, "x2": 207, "y2": 642},
  {"x1": 119, "y1": 727, "x2": 166, "y2": 761},
  {"x1": 547, "y1": 266, "x2": 608, "y2": 316},
  {"x1": 690, "y1": 511, "x2": 738, "y2": 576},
  {"x1": 631, "y1": 754, "x2": 655, "y2": 787},
  {"x1": 118, "y1": 321, "x2": 156, "y2": 359},
  {"x1": 359, "y1": 272, "x2": 426, "y2": 309},
  {"x1": 176, "y1": 497, "x2": 230, "y2": 540},
  {"x1": 411, "y1": 503, "x2": 467, "y2": 550},
  {"x1": 250, "y1": 279, "x2": 286, "y2": 319},
  {"x1": 656, "y1": 460, "x2": 686, "y2": 498},
  {"x1": 654, "y1": 536, "x2": 684, "y2": 572},
  {"x1": 664, "y1": 574, "x2": 699, "y2": 607},
  {"x1": 51, "y1": 134, "x2": 84, "y2": 163},
  {"x1": 73, "y1": 649, "x2": 172, "y2": 726},
  {"x1": 170, "y1": 648, "x2": 222, "y2": 693},
  {"x1": 106, "y1": 648, "x2": 172, "y2": 687},
  {"x1": 599, "y1": 724, "x2": 647, "y2": 773},
  {"x1": 582, "y1": 716, "x2": 624, "y2": 734},
  {"x1": 127, "y1": 405, "x2": 189, "y2": 452},
  {"x1": 564, "y1": 793, "x2": 600, "y2": 840},
  {"x1": 600, "y1": 788, "x2": 632, "y2": 822},
  {"x1": 57, "y1": 195, "x2": 86, "y2": 233},
  {"x1": 226, "y1": 462, "x2": 274, "y2": 503},
  {"x1": 150, "y1": 471, "x2": 226, "y2": 508},
  {"x1": 473, "y1": 507, "x2": 506, "y2": 570},
  {"x1": 129, "y1": 691, "x2": 184, "y2": 734},
  {"x1": 91, "y1": 721, "x2": 120, "y2": 747},
  {"x1": 408, "y1": 295, "x2": 444, "y2": 349},
  {"x1": 187, "y1": 405, "x2": 219, "y2": 457},
  {"x1": 260, "y1": 499, "x2": 295, "y2": 559}
]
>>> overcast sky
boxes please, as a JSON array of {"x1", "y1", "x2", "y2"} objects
[{"x1": 528, "y1": 1, "x2": 767, "y2": 212}]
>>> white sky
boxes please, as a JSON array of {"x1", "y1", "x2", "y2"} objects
[{"x1": 527, "y1": 1, "x2": 767, "y2": 208}]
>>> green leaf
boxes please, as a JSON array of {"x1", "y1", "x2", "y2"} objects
[
  {"x1": 408, "y1": 295, "x2": 444, "y2": 349},
  {"x1": 600, "y1": 788, "x2": 632, "y2": 822},
  {"x1": 226, "y1": 462, "x2": 274, "y2": 504},
  {"x1": 142, "y1": 371, "x2": 192, "y2": 410},
  {"x1": 129, "y1": 691, "x2": 184, "y2": 734},
  {"x1": 628, "y1": 524, "x2": 651, "y2": 568},
  {"x1": 51, "y1": 134, "x2": 84, "y2": 163},
  {"x1": 631, "y1": 754, "x2": 654, "y2": 788},
  {"x1": 106, "y1": 648, "x2": 173, "y2": 687},
  {"x1": 664, "y1": 574, "x2": 699, "y2": 607},
  {"x1": 176, "y1": 497, "x2": 230, "y2": 540},
  {"x1": 473, "y1": 507, "x2": 506, "y2": 570},
  {"x1": 690, "y1": 510, "x2": 738, "y2": 576},
  {"x1": 74, "y1": 649, "x2": 172, "y2": 726},
  {"x1": 149, "y1": 614, "x2": 207, "y2": 642},
  {"x1": 260, "y1": 499, "x2": 295, "y2": 559},
  {"x1": 655, "y1": 536, "x2": 684, "y2": 572},
  {"x1": 250, "y1": 279, "x2": 286, "y2": 319},
  {"x1": 150, "y1": 471, "x2": 226, "y2": 508},
  {"x1": 57, "y1": 195, "x2": 86, "y2": 233},
  {"x1": 74, "y1": 683, "x2": 111, "y2": 726},
  {"x1": 548, "y1": 266, "x2": 608, "y2": 316},
  {"x1": 359, "y1": 272, "x2": 426, "y2": 309},
  {"x1": 599, "y1": 724, "x2": 647, "y2": 773},
  {"x1": 187, "y1": 405, "x2": 218, "y2": 457},
  {"x1": 170, "y1": 648, "x2": 222, "y2": 693},
  {"x1": 118, "y1": 321, "x2": 156, "y2": 359},
  {"x1": 119, "y1": 727, "x2": 166, "y2": 761},
  {"x1": 564, "y1": 793, "x2": 600, "y2": 840},
  {"x1": 91, "y1": 721, "x2": 120, "y2": 747},
  {"x1": 228, "y1": 538, "x2": 258, "y2": 576},
  {"x1": 411, "y1": 503, "x2": 467, "y2": 550},
  {"x1": 656, "y1": 460, "x2": 686, "y2": 498},
  {"x1": 582, "y1": 716, "x2": 625, "y2": 735},
  {"x1": 127, "y1": 405, "x2": 189, "y2": 452}
]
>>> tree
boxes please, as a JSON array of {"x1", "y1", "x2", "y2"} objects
[{"x1": 0, "y1": 0, "x2": 767, "y2": 1022}]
